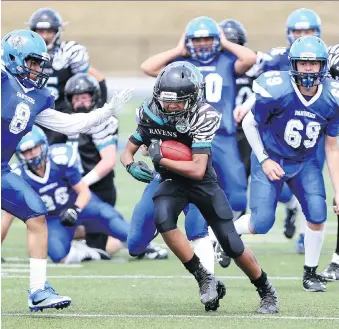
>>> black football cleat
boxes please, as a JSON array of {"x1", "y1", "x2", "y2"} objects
[
  {"x1": 256, "y1": 280, "x2": 279, "y2": 314},
  {"x1": 283, "y1": 207, "x2": 298, "y2": 239},
  {"x1": 303, "y1": 266, "x2": 326, "y2": 292}
]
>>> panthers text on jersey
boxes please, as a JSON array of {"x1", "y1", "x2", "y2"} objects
[
  {"x1": 45, "y1": 41, "x2": 89, "y2": 111},
  {"x1": 170, "y1": 52, "x2": 236, "y2": 135},
  {"x1": 11, "y1": 144, "x2": 82, "y2": 216},
  {"x1": 67, "y1": 116, "x2": 119, "y2": 190},
  {"x1": 129, "y1": 98, "x2": 221, "y2": 181},
  {"x1": 1, "y1": 69, "x2": 55, "y2": 169},
  {"x1": 252, "y1": 71, "x2": 339, "y2": 161}
]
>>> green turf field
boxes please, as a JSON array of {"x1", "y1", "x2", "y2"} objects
[{"x1": 2, "y1": 99, "x2": 339, "y2": 329}]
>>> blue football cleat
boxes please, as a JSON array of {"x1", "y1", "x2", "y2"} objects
[
  {"x1": 28, "y1": 281, "x2": 71, "y2": 312},
  {"x1": 296, "y1": 234, "x2": 305, "y2": 254}
]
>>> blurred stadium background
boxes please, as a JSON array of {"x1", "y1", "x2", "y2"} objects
[{"x1": 1, "y1": 2, "x2": 339, "y2": 328}]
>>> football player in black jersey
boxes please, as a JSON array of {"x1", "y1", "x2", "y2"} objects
[
  {"x1": 28, "y1": 7, "x2": 108, "y2": 144},
  {"x1": 121, "y1": 62, "x2": 278, "y2": 313},
  {"x1": 64, "y1": 73, "x2": 168, "y2": 259}
]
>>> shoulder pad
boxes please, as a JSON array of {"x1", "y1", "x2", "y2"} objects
[
  {"x1": 9, "y1": 163, "x2": 22, "y2": 176},
  {"x1": 49, "y1": 144, "x2": 77, "y2": 167},
  {"x1": 268, "y1": 47, "x2": 288, "y2": 57},
  {"x1": 253, "y1": 71, "x2": 290, "y2": 100},
  {"x1": 324, "y1": 79, "x2": 339, "y2": 106}
]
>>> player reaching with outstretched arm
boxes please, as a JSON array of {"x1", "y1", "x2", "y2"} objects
[{"x1": 1, "y1": 29, "x2": 131, "y2": 311}]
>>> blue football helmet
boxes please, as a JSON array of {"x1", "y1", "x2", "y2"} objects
[
  {"x1": 16, "y1": 125, "x2": 49, "y2": 167},
  {"x1": 1, "y1": 29, "x2": 50, "y2": 89},
  {"x1": 286, "y1": 8, "x2": 321, "y2": 44},
  {"x1": 219, "y1": 19, "x2": 247, "y2": 46},
  {"x1": 185, "y1": 16, "x2": 220, "y2": 62},
  {"x1": 289, "y1": 36, "x2": 328, "y2": 90}
]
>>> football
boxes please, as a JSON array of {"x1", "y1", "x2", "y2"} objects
[{"x1": 161, "y1": 140, "x2": 192, "y2": 161}]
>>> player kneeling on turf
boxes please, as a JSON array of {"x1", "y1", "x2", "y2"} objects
[{"x1": 121, "y1": 61, "x2": 279, "y2": 313}]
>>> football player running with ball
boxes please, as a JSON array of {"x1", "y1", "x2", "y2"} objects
[{"x1": 121, "y1": 61, "x2": 279, "y2": 314}]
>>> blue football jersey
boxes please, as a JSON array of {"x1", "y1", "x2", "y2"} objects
[
  {"x1": 11, "y1": 144, "x2": 82, "y2": 216},
  {"x1": 172, "y1": 52, "x2": 237, "y2": 135},
  {"x1": 252, "y1": 71, "x2": 339, "y2": 161},
  {"x1": 259, "y1": 47, "x2": 290, "y2": 73},
  {"x1": 1, "y1": 70, "x2": 55, "y2": 169}
]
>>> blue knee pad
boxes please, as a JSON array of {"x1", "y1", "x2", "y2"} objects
[
  {"x1": 287, "y1": 158, "x2": 326, "y2": 225},
  {"x1": 47, "y1": 216, "x2": 74, "y2": 262},
  {"x1": 212, "y1": 134, "x2": 247, "y2": 211},
  {"x1": 249, "y1": 153, "x2": 282, "y2": 234},
  {"x1": 128, "y1": 177, "x2": 160, "y2": 256},
  {"x1": 1, "y1": 170, "x2": 47, "y2": 221},
  {"x1": 184, "y1": 204, "x2": 208, "y2": 240}
]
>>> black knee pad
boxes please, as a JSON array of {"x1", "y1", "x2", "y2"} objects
[
  {"x1": 211, "y1": 220, "x2": 244, "y2": 258},
  {"x1": 211, "y1": 189, "x2": 233, "y2": 221},
  {"x1": 86, "y1": 233, "x2": 108, "y2": 251},
  {"x1": 222, "y1": 229, "x2": 245, "y2": 258},
  {"x1": 154, "y1": 199, "x2": 178, "y2": 233}
]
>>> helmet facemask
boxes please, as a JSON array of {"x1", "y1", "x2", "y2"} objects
[
  {"x1": 290, "y1": 58, "x2": 327, "y2": 90},
  {"x1": 16, "y1": 54, "x2": 50, "y2": 89}
]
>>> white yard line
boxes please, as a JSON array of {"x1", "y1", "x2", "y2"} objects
[
  {"x1": 1, "y1": 313, "x2": 339, "y2": 321},
  {"x1": 1, "y1": 274, "x2": 301, "y2": 280},
  {"x1": 1, "y1": 263, "x2": 83, "y2": 268}
]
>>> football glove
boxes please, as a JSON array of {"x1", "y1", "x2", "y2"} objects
[
  {"x1": 126, "y1": 161, "x2": 154, "y2": 183},
  {"x1": 60, "y1": 205, "x2": 81, "y2": 227},
  {"x1": 148, "y1": 139, "x2": 163, "y2": 166},
  {"x1": 102, "y1": 88, "x2": 133, "y2": 116}
]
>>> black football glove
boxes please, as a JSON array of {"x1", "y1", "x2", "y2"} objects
[
  {"x1": 60, "y1": 205, "x2": 81, "y2": 227},
  {"x1": 148, "y1": 139, "x2": 163, "y2": 166},
  {"x1": 126, "y1": 161, "x2": 154, "y2": 183}
]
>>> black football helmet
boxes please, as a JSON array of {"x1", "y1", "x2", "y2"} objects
[
  {"x1": 64, "y1": 73, "x2": 100, "y2": 113},
  {"x1": 28, "y1": 8, "x2": 64, "y2": 51},
  {"x1": 219, "y1": 19, "x2": 247, "y2": 46},
  {"x1": 153, "y1": 61, "x2": 204, "y2": 118},
  {"x1": 328, "y1": 45, "x2": 339, "y2": 80}
]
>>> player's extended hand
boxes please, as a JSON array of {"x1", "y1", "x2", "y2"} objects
[
  {"x1": 102, "y1": 88, "x2": 133, "y2": 115},
  {"x1": 261, "y1": 158, "x2": 285, "y2": 181},
  {"x1": 334, "y1": 196, "x2": 339, "y2": 215},
  {"x1": 60, "y1": 206, "x2": 81, "y2": 227},
  {"x1": 126, "y1": 161, "x2": 154, "y2": 183},
  {"x1": 148, "y1": 139, "x2": 163, "y2": 166},
  {"x1": 233, "y1": 105, "x2": 250, "y2": 126}
]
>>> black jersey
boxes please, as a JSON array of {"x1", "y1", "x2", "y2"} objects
[
  {"x1": 67, "y1": 116, "x2": 119, "y2": 190},
  {"x1": 44, "y1": 40, "x2": 89, "y2": 112},
  {"x1": 129, "y1": 98, "x2": 221, "y2": 182}
]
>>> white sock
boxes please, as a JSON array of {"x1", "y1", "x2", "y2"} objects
[
  {"x1": 30, "y1": 258, "x2": 47, "y2": 293},
  {"x1": 208, "y1": 226, "x2": 217, "y2": 243},
  {"x1": 232, "y1": 210, "x2": 242, "y2": 222},
  {"x1": 285, "y1": 195, "x2": 298, "y2": 210},
  {"x1": 304, "y1": 225, "x2": 325, "y2": 268},
  {"x1": 331, "y1": 252, "x2": 339, "y2": 265},
  {"x1": 192, "y1": 236, "x2": 215, "y2": 274},
  {"x1": 234, "y1": 214, "x2": 252, "y2": 235}
]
